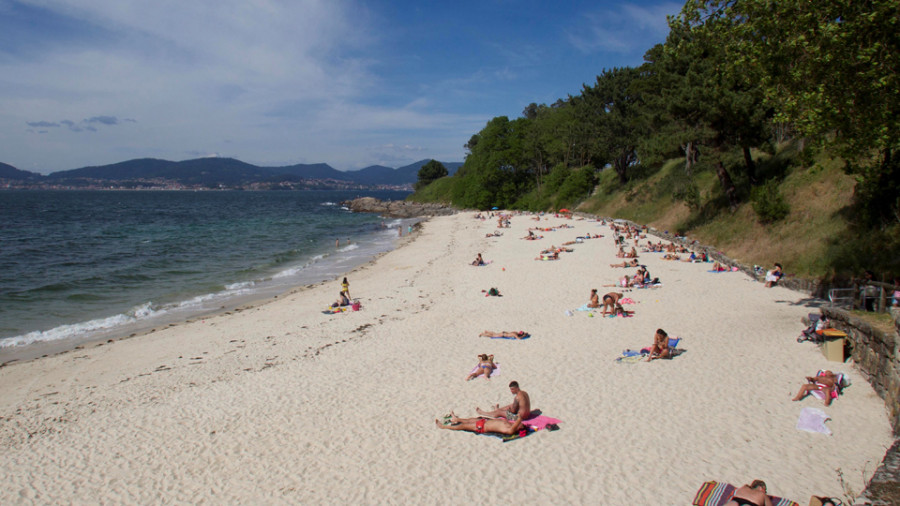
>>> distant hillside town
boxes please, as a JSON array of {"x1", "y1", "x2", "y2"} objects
[{"x1": 0, "y1": 158, "x2": 462, "y2": 191}]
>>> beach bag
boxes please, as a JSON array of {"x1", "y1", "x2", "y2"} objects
[{"x1": 351, "y1": 301, "x2": 361, "y2": 311}]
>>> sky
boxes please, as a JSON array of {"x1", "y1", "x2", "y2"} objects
[{"x1": 0, "y1": 0, "x2": 682, "y2": 174}]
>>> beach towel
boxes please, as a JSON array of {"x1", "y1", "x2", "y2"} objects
[
  {"x1": 322, "y1": 306, "x2": 351, "y2": 314},
  {"x1": 575, "y1": 304, "x2": 594, "y2": 311},
  {"x1": 468, "y1": 363, "x2": 500, "y2": 379},
  {"x1": 619, "y1": 297, "x2": 636, "y2": 304},
  {"x1": 522, "y1": 415, "x2": 562, "y2": 431},
  {"x1": 692, "y1": 481, "x2": 799, "y2": 506},
  {"x1": 797, "y1": 407, "x2": 832, "y2": 435}
]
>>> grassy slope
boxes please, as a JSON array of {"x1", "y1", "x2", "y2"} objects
[{"x1": 577, "y1": 146, "x2": 857, "y2": 279}]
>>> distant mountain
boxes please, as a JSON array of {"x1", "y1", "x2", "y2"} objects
[
  {"x1": 0, "y1": 162, "x2": 41, "y2": 180},
  {"x1": 0, "y1": 157, "x2": 464, "y2": 188},
  {"x1": 263, "y1": 163, "x2": 351, "y2": 181}
]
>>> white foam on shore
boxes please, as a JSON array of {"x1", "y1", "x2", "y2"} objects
[{"x1": 0, "y1": 220, "x2": 418, "y2": 357}]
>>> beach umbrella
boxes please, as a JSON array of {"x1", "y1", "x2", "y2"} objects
[
  {"x1": 491, "y1": 206, "x2": 499, "y2": 210},
  {"x1": 559, "y1": 208, "x2": 569, "y2": 213}
]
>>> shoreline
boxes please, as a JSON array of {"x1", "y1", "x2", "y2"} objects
[
  {"x1": 0, "y1": 221, "x2": 425, "y2": 368},
  {"x1": 0, "y1": 212, "x2": 892, "y2": 503}
]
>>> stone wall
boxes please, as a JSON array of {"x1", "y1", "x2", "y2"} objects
[{"x1": 818, "y1": 307, "x2": 900, "y2": 436}]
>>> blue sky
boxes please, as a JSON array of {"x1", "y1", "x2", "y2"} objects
[{"x1": 0, "y1": 0, "x2": 682, "y2": 174}]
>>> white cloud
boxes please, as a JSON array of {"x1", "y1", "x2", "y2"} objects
[{"x1": 567, "y1": 2, "x2": 681, "y2": 54}]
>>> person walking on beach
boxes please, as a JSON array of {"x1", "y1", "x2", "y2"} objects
[
  {"x1": 475, "y1": 381, "x2": 532, "y2": 423},
  {"x1": 341, "y1": 277, "x2": 350, "y2": 299}
]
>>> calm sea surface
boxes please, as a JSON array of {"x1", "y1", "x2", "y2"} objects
[{"x1": 0, "y1": 190, "x2": 412, "y2": 359}]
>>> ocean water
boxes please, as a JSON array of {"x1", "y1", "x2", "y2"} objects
[{"x1": 0, "y1": 190, "x2": 413, "y2": 360}]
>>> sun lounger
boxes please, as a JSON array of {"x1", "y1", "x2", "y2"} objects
[{"x1": 692, "y1": 481, "x2": 799, "y2": 506}]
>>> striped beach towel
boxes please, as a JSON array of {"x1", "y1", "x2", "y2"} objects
[{"x1": 692, "y1": 481, "x2": 799, "y2": 506}]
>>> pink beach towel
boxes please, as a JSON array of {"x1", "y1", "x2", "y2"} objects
[{"x1": 523, "y1": 415, "x2": 562, "y2": 431}]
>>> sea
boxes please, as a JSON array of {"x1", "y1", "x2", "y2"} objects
[{"x1": 0, "y1": 189, "x2": 415, "y2": 362}]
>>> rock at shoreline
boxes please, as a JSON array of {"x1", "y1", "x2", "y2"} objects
[{"x1": 341, "y1": 197, "x2": 455, "y2": 218}]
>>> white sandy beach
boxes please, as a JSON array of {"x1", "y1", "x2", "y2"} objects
[{"x1": 0, "y1": 212, "x2": 893, "y2": 504}]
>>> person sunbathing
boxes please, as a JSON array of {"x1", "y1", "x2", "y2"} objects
[
  {"x1": 662, "y1": 253, "x2": 681, "y2": 260},
  {"x1": 476, "y1": 381, "x2": 531, "y2": 423},
  {"x1": 647, "y1": 328, "x2": 670, "y2": 361},
  {"x1": 765, "y1": 263, "x2": 783, "y2": 287},
  {"x1": 612, "y1": 303, "x2": 634, "y2": 317},
  {"x1": 792, "y1": 371, "x2": 839, "y2": 406},
  {"x1": 610, "y1": 259, "x2": 639, "y2": 268},
  {"x1": 625, "y1": 247, "x2": 638, "y2": 258},
  {"x1": 479, "y1": 330, "x2": 529, "y2": 339},
  {"x1": 435, "y1": 411, "x2": 523, "y2": 436},
  {"x1": 724, "y1": 480, "x2": 773, "y2": 506},
  {"x1": 712, "y1": 261, "x2": 728, "y2": 271},
  {"x1": 472, "y1": 253, "x2": 485, "y2": 266},
  {"x1": 587, "y1": 288, "x2": 600, "y2": 308},
  {"x1": 601, "y1": 292, "x2": 623, "y2": 315},
  {"x1": 616, "y1": 247, "x2": 626, "y2": 258},
  {"x1": 331, "y1": 291, "x2": 350, "y2": 308},
  {"x1": 466, "y1": 354, "x2": 495, "y2": 381}
]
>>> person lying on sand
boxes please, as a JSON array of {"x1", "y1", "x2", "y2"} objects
[
  {"x1": 601, "y1": 292, "x2": 623, "y2": 315},
  {"x1": 475, "y1": 381, "x2": 531, "y2": 423},
  {"x1": 435, "y1": 412, "x2": 523, "y2": 436},
  {"x1": 610, "y1": 259, "x2": 639, "y2": 268},
  {"x1": 724, "y1": 480, "x2": 773, "y2": 506},
  {"x1": 647, "y1": 328, "x2": 670, "y2": 361},
  {"x1": 613, "y1": 304, "x2": 634, "y2": 317},
  {"x1": 479, "y1": 330, "x2": 528, "y2": 339},
  {"x1": 662, "y1": 253, "x2": 681, "y2": 260},
  {"x1": 792, "y1": 370, "x2": 839, "y2": 406},
  {"x1": 466, "y1": 354, "x2": 495, "y2": 381}
]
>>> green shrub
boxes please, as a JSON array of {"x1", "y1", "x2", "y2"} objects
[{"x1": 751, "y1": 179, "x2": 790, "y2": 223}]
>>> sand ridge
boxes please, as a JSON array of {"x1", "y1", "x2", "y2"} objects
[{"x1": 0, "y1": 212, "x2": 892, "y2": 504}]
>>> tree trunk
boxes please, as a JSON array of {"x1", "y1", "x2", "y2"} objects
[
  {"x1": 715, "y1": 161, "x2": 739, "y2": 211},
  {"x1": 742, "y1": 145, "x2": 758, "y2": 185},
  {"x1": 682, "y1": 141, "x2": 700, "y2": 177},
  {"x1": 615, "y1": 154, "x2": 628, "y2": 184}
]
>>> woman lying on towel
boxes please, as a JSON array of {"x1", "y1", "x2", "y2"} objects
[
  {"x1": 610, "y1": 259, "x2": 639, "y2": 268},
  {"x1": 480, "y1": 330, "x2": 528, "y2": 339},
  {"x1": 725, "y1": 480, "x2": 773, "y2": 506},
  {"x1": 792, "y1": 370, "x2": 838, "y2": 406},
  {"x1": 466, "y1": 354, "x2": 495, "y2": 381}
]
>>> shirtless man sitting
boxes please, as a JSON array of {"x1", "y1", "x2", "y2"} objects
[{"x1": 476, "y1": 381, "x2": 532, "y2": 423}]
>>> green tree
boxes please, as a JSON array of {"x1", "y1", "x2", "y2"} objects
[
  {"x1": 678, "y1": 0, "x2": 900, "y2": 225},
  {"x1": 415, "y1": 160, "x2": 448, "y2": 191},
  {"x1": 579, "y1": 67, "x2": 643, "y2": 184}
]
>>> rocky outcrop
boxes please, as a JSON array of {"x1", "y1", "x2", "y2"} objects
[{"x1": 342, "y1": 197, "x2": 456, "y2": 218}]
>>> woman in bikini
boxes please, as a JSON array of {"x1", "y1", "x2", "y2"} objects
[
  {"x1": 587, "y1": 289, "x2": 600, "y2": 308},
  {"x1": 479, "y1": 330, "x2": 528, "y2": 339},
  {"x1": 466, "y1": 354, "x2": 495, "y2": 381},
  {"x1": 792, "y1": 370, "x2": 839, "y2": 406},
  {"x1": 646, "y1": 328, "x2": 670, "y2": 361}
]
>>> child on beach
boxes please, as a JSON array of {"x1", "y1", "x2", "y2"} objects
[{"x1": 466, "y1": 354, "x2": 496, "y2": 381}]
